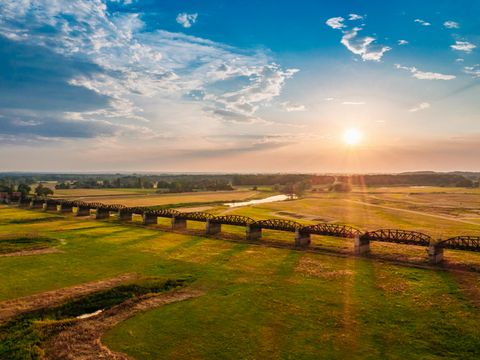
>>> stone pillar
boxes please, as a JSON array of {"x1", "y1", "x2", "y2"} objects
[
  {"x1": 117, "y1": 210, "x2": 132, "y2": 221},
  {"x1": 295, "y1": 229, "x2": 311, "y2": 247},
  {"x1": 43, "y1": 202, "x2": 57, "y2": 211},
  {"x1": 18, "y1": 200, "x2": 30, "y2": 208},
  {"x1": 57, "y1": 204, "x2": 72, "y2": 213},
  {"x1": 72, "y1": 206, "x2": 90, "y2": 216},
  {"x1": 143, "y1": 213, "x2": 158, "y2": 225},
  {"x1": 30, "y1": 200, "x2": 43, "y2": 209},
  {"x1": 206, "y1": 220, "x2": 221, "y2": 235},
  {"x1": 428, "y1": 244, "x2": 444, "y2": 264},
  {"x1": 171, "y1": 216, "x2": 187, "y2": 230},
  {"x1": 90, "y1": 208, "x2": 109, "y2": 219},
  {"x1": 354, "y1": 235, "x2": 370, "y2": 255},
  {"x1": 246, "y1": 224, "x2": 262, "y2": 241}
]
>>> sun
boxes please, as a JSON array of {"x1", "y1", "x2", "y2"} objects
[{"x1": 342, "y1": 128, "x2": 363, "y2": 146}]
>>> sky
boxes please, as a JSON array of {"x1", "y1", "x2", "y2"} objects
[{"x1": 0, "y1": 0, "x2": 479, "y2": 173}]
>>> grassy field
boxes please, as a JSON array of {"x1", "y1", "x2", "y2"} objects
[
  {"x1": 1, "y1": 187, "x2": 480, "y2": 359},
  {"x1": 53, "y1": 188, "x2": 159, "y2": 197}
]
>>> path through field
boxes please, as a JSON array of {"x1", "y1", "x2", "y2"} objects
[{"x1": 345, "y1": 199, "x2": 480, "y2": 226}]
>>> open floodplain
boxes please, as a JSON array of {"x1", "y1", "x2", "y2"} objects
[{"x1": 1, "y1": 186, "x2": 480, "y2": 359}]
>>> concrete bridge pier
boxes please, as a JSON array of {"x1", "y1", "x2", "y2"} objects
[
  {"x1": 206, "y1": 220, "x2": 221, "y2": 235},
  {"x1": 29, "y1": 201, "x2": 43, "y2": 209},
  {"x1": 91, "y1": 208, "x2": 109, "y2": 219},
  {"x1": 172, "y1": 217, "x2": 187, "y2": 230},
  {"x1": 246, "y1": 224, "x2": 262, "y2": 241},
  {"x1": 428, "y1": 243, "x2": 444, "y2": 264},
  {"x1": 57, "y1": 204, "x2": 72, "y2": 213},
  {"x1": 117, "y1": 210, "x2": 132, "y2": 221},
  {"x1": 18, "y1": 200, "x2": 30, "y2": 208},
  {"x1": 295, "y1": 229, "x2": 311, "y2": 247},
  {"x1": 42, "y1": 202, "x2": 56, "y2": 211},
  {"x1": 72, "y1": 206, "x2": 90, "y2": 216},
  {"x1": 143, "y1": 213, "x2": 158, "y2": 225},
  {"x1": 354, "y1": 236, "x2": 370, "y2": 255}
]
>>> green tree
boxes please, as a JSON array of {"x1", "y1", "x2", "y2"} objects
[
  {"x1": 35, "y1": 184, "x2": 54, "y2": 197},
  {"x1": 17, "y1": 183, "x2": 31, "y2": 198}
]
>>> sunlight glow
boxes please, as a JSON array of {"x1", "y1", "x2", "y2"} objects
[{"x1": 342, "y1": 128, "x2": 363, "y2": 146}]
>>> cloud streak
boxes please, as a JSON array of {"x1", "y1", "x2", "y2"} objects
[
  {"x1": 451, "y1": 41, "x2": 476, "y2": 53},
  {"x1": 395, "y1": 64, "x2": 456, "y2": 80}
]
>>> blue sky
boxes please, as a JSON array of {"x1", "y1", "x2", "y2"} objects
[{"x1": 0, "y1": 0, "x2": 479, "y2": 172}]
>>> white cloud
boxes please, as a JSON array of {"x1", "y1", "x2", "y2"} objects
[
  {"x1": 455, "y1": 58, "x2": 464, "y2": 62},
  {"x1": 414, "y1": 19, "x2": 431, "y2": 26},
  {"x1": 327, "y1": 16, "x2": 391, "y2": 62},
  {"x1": 280, "y1": 101, "x2": 306, "y2": 112},
  {"x1": 409, "y1": 102, "x2": 430, "y2": 112},
  {"x1": 176, "y1": 13, "x2": 198, "y2": 28},
  {"x1": 326, "y1": 17, "x2": 345, "y2": 29},
  {"x1": 395, "y1": 64, "x2": 456, "y2": 80},
  {"x1": 451, "y1": 41, "x2": 476, "y2": 53},
  {"x1": 464, "y1": 65, "x2": 480, "y2": 78},
  {"x1": 443, "y1": 21, "x2": 459, "y2": 29},
  {"x1": 341, "y1": 28, "x2": 391, "y2": 61},
  {"x1": 342, "y1": 101, "x2": 365, "y2": 105},
  {"x1": 348, "y1": 14, "x2": 363, "y2": 21},
  {"x1": 398, "y1": 39, "x2": 409, "y2": 45},
  {"x1": 0, "y1": 0, "x2": 299, "y2": 138}
]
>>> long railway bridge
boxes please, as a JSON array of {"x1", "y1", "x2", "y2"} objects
[{"x1": 15, "y1": 197, "x2": 480, "y2": 264}]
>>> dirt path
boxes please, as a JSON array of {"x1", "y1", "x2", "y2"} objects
[
  {"x1": 0, "y1": 273, "x2": 138, "y2": 322},
  {"x1": 345, "y1": 199, "x2": 480, "y2": 226},
  {"x1": 45, "y1": 289, "x2": 204, "y2": 360},
  {"x1": 0, "y1": 247, "x2": 61, "y2": 258}
]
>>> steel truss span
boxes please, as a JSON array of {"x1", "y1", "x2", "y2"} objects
[
  {"x1": 303, "y1": 223, "x2": 361, "y2": 238},
  {"x1": 360, "y1": 229, "x2": 432, "y2": 246},
  {"x1": 21, "y1": 196, "x2": 480, "y2": 253},
  {"x1": 255, "y1": 219, "x2": 302, "y2": 232},
  {"x1": 438, "y1": 236, "x2": 480, "y2": 251},
  {"x1": 211, "y1": 215, "x2": 255, "y2": 226}
]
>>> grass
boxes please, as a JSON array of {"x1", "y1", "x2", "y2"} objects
[
  {"x1": 0, "y1": 187, "x2": 480, "y2": 359},
  {"x1": 0, "y1": 278, "x2": 187, "y2": 360}
]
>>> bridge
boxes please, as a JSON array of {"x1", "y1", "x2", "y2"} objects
[{"x1": 18, "y1": 196, "x2": 480, "y2": 264}]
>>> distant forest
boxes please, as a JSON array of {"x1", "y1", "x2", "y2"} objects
[{"x1": 0, "y1": 172, "x2": 478, "y2": 195}]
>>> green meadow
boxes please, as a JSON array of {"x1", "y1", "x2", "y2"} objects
[{"x1": 1, "y1": 189, "x2": 480, "y2": 359}]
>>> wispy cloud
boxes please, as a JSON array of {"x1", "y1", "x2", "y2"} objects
[
  {"x1": 398, "y1": 39, "x2": 409, "y2": 45},
  {"x1": 280, "y1": 101, "x2": 306, "y2": 112},
  {"x1": 341, "y1": 28, "x2": 391, "y2": 61},
  {"x1": 409, "y1": 102, "x2": 431, "y2": 112},
  {"x1": 414, "y1": 19, "x2": 431, "y2": 26},
  {"x1": 326, "y1": 17, "x2": 345, "y2": 29},
  {"x1": 348, "y1": 14, "x2": 363, "y2": 21},
  {"x1": 176, "y1": 13, "x2": 198, "y2": 28},
  {"x1": 451, "y1": 41, "x2": 476, "y2": 53},
  {"x1": 464, "y1": 65, "x2": 480, "y2": 78},
  {"x1": 327, "y1": 16, "x2": 391, "y2": 62},
  {"x1": 395, "y1": 64, "x2": 456, "y2": 80},
  {"x1": 443, "y1": 20, "x2": 460, "y2": 29},
  {"x1": 0, "y1": 0, "x2": 298, "y2": 141},
  {"x1": 342, "y1": 101, "x2": 366, "y2": 105}
]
